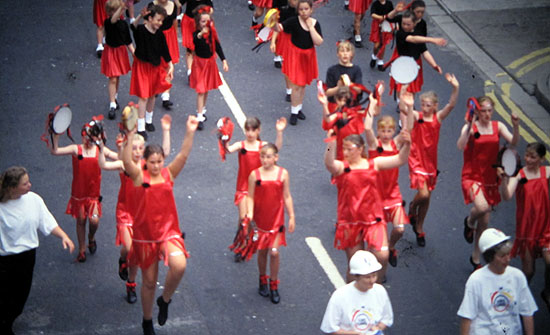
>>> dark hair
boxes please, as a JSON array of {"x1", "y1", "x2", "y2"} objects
[
  {"x1": 193, "y1": 5, "x2": 211, "y2": 30},
  {"x1": 526, "y1": 142, "x2": 547, "y2": 158},
  {"x1": 244, "y1": 117, "x2": 261, "y2": 130},
  {"x1": 482, "y1": 240, "x2": 512, "y2": 263},
  {"x1": 402, "y1": 10, "x2": 415, "y2": 21},
  {"x1": 343, "y1": 134, "x2": 368, "y2": 158},
  {"x1": 260, "y1": 142, "x2": 278, "y2": 155},
  {"x1": 411, "y1": 1, "x2": 426, "y2": 10},
  {"x1": 298, "y1": 0, "x2": 313, "y2": 8},
  {"x1": 0, "y1": 166, "x2": 28, "y2": 202},
  {"x1": 144, "y1": 144, "x2": 165, "y2": 159},
  {"x1": 145, "y1": 4, "x2": 167, "y2": 21}
]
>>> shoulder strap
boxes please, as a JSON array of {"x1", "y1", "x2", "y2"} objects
[
  {"x1": 254, "y1": 168, "x2": 261, "y2": 181},
  {"x1": 277, "y1": 167, "x2": 284, "y2": 181},
  {"x1": 541, "y1": 166, "x2": 547, "y2": 179},
  {"x1": 391, "y1": 139, "x2": 397, "y2": 151},
  {"x1": 142, "y1": 169, "x2": 151, "y2": 185},
  {"x1": 519, "y1": 168, "x2": 526, "y2": 179},
  {"x1": 492, "y1": 121, "x2": 499, "y2": 134},
  {"x1": 418, "y1": 112, "x2": 424, "y2": 121},
  {"x1": 77, "y1": 145, "x2": 82, "y2": 156}
]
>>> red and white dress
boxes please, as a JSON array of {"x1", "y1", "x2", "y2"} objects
[
  {"x1": 369, "y1": 140, "x2": 409, "y2": 225},
  {"x1": 66, "y1": 145, "x2": 102, "y2": 219},
  {"x1": 461, "y1": 121, "x2": 501, "y2": 206},
  {"x1": 129, "y1": 168, "x2": 188, "y2": 269},
  {"x1": 511, "y1": 166, "x2": 550, "y2": 258},
  {"x1": 409, "y1": 112, "x2": 440, "y2": 191},
  {"x1": 234, "y1": 141, "x2": 262, "y2": 205},
  {"x1": 333, "y1": 161, "x2": 386, "y2": 250},
  {"x1": 251, "y1": 167, "x2": 287, "y2": 250}
]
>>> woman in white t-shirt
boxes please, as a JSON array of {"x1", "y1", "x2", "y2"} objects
[{"x1": 321, "y1": 250, "x2": 393, "y2": 334}]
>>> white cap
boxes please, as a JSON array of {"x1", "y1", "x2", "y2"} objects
[
  {"x1": 349, "y1": 250, "x2": 382, "y2": 275},
  {"x1": 479, "y1": 228, "x2": 511, "y2": 253}
]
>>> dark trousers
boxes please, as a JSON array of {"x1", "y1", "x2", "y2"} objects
[{"x1": 0, "y1": 248, "x2": 36, "y2": 335}]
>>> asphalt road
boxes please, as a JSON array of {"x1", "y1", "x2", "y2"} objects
[{"x1": 1, "y1": 0, "x2": 548, "y2": 334}]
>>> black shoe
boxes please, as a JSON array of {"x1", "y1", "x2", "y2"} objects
[
  {"x1": 416, "y1": 233, "x2": 426, "y2": 247},
  {"x1": 389, "y1": 249, "x2": 398, "y2": 267},
  {"x1": 234, "y1": 253, "x2": 243, "y2": 263},
  {"x1": 354, "y1": 40, "x2": 363, "y2": 48},
  {"x1": 145, "y1": 123, "x2": 155, "y2": 132},
  {"x1": 126, "y1": 282, "x2": 137, "y2": 304},
  {"x1": 274, "y1": 60, "x2": 282, "y2": 69},
  {"x1": 162, "y1": 100, "x2": 173, "y2": 110},
  {"x1": 285, "y1": 93, "x2": 291, "y2": 102},
  {"x1": 156, "y1": 296, "x2": 171, "y2": 326},
  {"x1": 96, "y1": 50, "x2": 103, "y2": 58},
  {"x1": 197, "y1": 120, "x2": 204, "y2": 131},
  {"x1": 344, "y1": 4, "x2": 349, "y2": 10},
  {"x1": 297, "y1": 110, "x2": 306, "y2": 120},
  {"x1": 88, "y1": 239, "x2": 97, "y2": 254},
  {"x1": 108, "y1": 107, "x2": 116, "y2": 120},
  {"x1": 270, "y1": 289, "x2": 280, "y2": 304},
  {"x1": 469, "y1": 256, "x2": 482, "y2": 272},
  {"x1": 142, "y1": 319, "x2": 156, "y2": 335},
  {"x1": 289, "y1": 114, "x2": 298, "y2": 125},
  {"x1": 248, "y1": 1, "x2": 255, "y2": 11},
  {"x1": 370, "y1": 59, "x2": 376, "y2": 68},
  {"x1": 259, "y1": 284, "x2": 269, "y2": 297},
  {"x1": 378, "y1": 64, "x2": 386, "y2": 72},
  {"x1": 119, "y1": 258, "x2": 129, "y2": 281},
  {"x1": 463, "y1": 216, "x2": 474, "y2": 244},
  {"x1": 137, "y1": 130, "x2": 148, "y2": 141}
]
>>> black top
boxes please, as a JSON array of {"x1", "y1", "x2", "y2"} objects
[
  {"x1": 131, "y1": 24, "x2": 171, "y2": 65},
  {"x1": 104, "y1": 19, "x2": 132, "y2": 47},
  {"x1": 282, "y1": 16, "x2": 322, "y2": 50},
  {"x1": 370, "y1": 0, "x2": 394, "y2": 16},
  {"x1": 181, "y1": 0, "x2": 213, "y2": 17},
  {"x1": 325, "y1": 64, "x2": 363, "y2": 103},
  {"x1": 148, "y1": 2, "x2": 178, "y2": 31},
  {"x1": 193, "y1": 31, "x2": 225, "y2": 60},
  {"x1": 278, "y1": 3, "x2": 297, "y2": 23},
  {"x1": 391, "y1": 15, "x2": 428, "y2": 52},
  {"x1": 395, "y1": 29, "x2": 425, "y2": 59}
]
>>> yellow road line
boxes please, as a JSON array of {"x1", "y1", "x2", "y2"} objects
[
  {"x1": 305, "y1": 237, "x2": 346, "y2": 289},
  {"x1": 506, "y1": 47, "x2": 550, "y2": 70},
  {"x1": 515, "y1": 55, "x2": 550, "y2": 78}
]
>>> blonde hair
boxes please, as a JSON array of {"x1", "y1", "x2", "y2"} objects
[
  {"x1": 336, "y1": 40, "x2": 355, "y2": 56},
  {"x1": 105, "y1": 0, "x2": 123, "y2": 16},
  {"x1": 477, "y1": 96, "x2": 494, "y2": 108},
  {"x1": 132, "y1": 133, "x2": 145, "y2": 145},
  {"x1": 419, "y1": 91, "x2": 438, "y2": 104},
  {"x1": 377, "y1": 115, "x2": 396, "y2": 130}
]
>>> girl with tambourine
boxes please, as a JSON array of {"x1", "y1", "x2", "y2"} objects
[
  {"x1": 405, "y1": 73, "x2": 459, "y2": 248},
  {"x1": 49, "y1": 118, "x2": 118, "y2": 262},
  {"x1": 130, "y1": 5, "x2": 174, "y2": 141},
  {"x1": 101, "y1": 0, "x2": 135, "y2": 120},
  {"x1": 457, "y1": 96, "x2": 519, "y2": 271},
  {"x1": 190, "y1": 5, "x2": 229, "y2": 130},
  {"x1": 368, "y1": 0, "x2": 404, "y2": 71},
  {"x1": 499, "y1": 142, "x2": 550, "y2": 311},
  {"x1": 178, "y1": 0, "x2": 213, "y2": 81},
  {"x1": 225, "y1": 117, "x2": 286, "y2": 262},
  {"x1": 325, "y1": 130, "x2": 410, "y2": 284},
  {"x1": 275, "y1": 0, "x2": 323, "y2": 126},
  {"x1": 122, "y1": 116, "x2": 198, "y2": 335}
]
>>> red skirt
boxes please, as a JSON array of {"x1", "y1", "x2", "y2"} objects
[
  {"x1": 129, "y1": 236, "x2": 189, "y2": 270},
  {"x1": 180, "y1": 15, "x2": 196, "y2": 50},
  {"x1": 334, "y1": 221, "x2": 387, "y2": 251},
  {"x1": 66, "y1": 197, "x2": 102, "y2": 219},
  {"x1": 115, "y1": 223, "x2": 133, "y2": 248},
  {"x1": 130, "y1": 58, "x2": 172, "y2": 99},
  {"x1": 254, "y1": 227, "x2": 287, "y2": 250},
  {"x1": 349, "y1": 0, "x2": 372, "y2": 14},
  {"x1": 163, "y1": 25, "x2": 180, "y2": 64},
  {"x1": 101, "y1": 45, "x2": 131, "y2": 77},
  {"x1": 190, "y1": 55, "x2": 222, "y2": 93},
  {"x1": 369, "y1": 20, "x2": 393, "y2": 45},
  {"x1": 275, "y1": 31, "x2": 290, "y2": 59},
  {"x1": 282, "y1": 44, "x2": 318, "y2": 86},
  {"x1": 461, "y1": 179, "x2": 501, "y2": 206},
  {"x1": 93, "y1": 0, "x2": 108, "y2": 27},
  {"x1": 252, "y1": 0, "x2": 273, "y2": 7},
  {"x1": 389, "y1": 58, "x2": 423, "y2": 95},
  {"x1": 409, "y1": 171, "x2": 437, "y2": 191}
]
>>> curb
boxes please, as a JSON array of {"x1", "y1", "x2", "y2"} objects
[{"x1": 535, "y1": 68, "x2": 550, "y2": 112}]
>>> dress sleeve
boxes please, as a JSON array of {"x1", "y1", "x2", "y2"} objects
[
  {"x1": 159, "y1": 33, "x2": 172, "y2": 63},
  {"x1": 215, "y1": 40, "x2": 226, "y2": 61}
]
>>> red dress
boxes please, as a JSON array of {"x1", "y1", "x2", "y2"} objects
[
  {"x1": 129, "y1": 168, "x2": 188, "y2": 269},
  {"x1": 511, "y1": 167, "x2": 550, "y2": 258},
  {"x1": 252, "y1": 167, "x2": 287, "y2": 250},
  {"x1": 93, "y1": 0, "x2": 108, "y2": 27},
  {"x1": 461, "y1": 121, "x2": 501, "y2": 206},
  {"x1": 66, "y1": 145, "x2": 102, "y2": 219},
  {"x1": 349, "y1": 0, "x2": 373, "y2": 14},
  {"x1": 234, "y1": 141, "x2": 262, "y2": 205},
  {"x1": 323, "y1": 108, "x2": 366, "y2": 161},
  {"x1": 281, "y1": 17, "x2": 320, "y2": 86},
  {"x1": 115, "y1": 171, "x2": 137, "y2": 247},
  {"x1": 333, "y1": 161, "x2": 386, "y2": 250},
  {"x1": 252, "y1": 0, "x2": 272, "y2": 7},
  {"x1": 408, "y1": 112, "x2": 440, "y2": 191},
  {"x1": 368, "y1": 140, "x2": 408, "y2": 224}
]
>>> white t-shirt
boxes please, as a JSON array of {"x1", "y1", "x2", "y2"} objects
[
  {"x1": 457, "y1": 265, "x2": 538, "y2": 335},
  {"x1": 320, "y1": 282, "x2": 393, "y2": 334},
  {"x1": 0, "y1": 192, "x2": 58, "y2": 255}
]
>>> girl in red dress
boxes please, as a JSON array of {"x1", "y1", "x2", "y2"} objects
[
  {"x1": 225, "y1": 117, "x2": 286, "y2": 262},
  {"x1": 499, "y1": 142, "x2": 550, "y2": 310},
  {"x1": 457, "y1": 96, "x2": 519, "y2": 271},
  {"x1": 404, "y1": 73, "x2": 459, "y2": 247},
  {"x1": 50, "y1": 121, "x2": 118, "y2": 262},
  {"x1": 246, "y1": 143, "x2": 295, "y2": 304},
  {"x1": 122, "y1": 116, "x2": 198, "y2": 335},
  {"x1": 325, "y1": 132, "x2": 410, "y2": 283},
  {"x1": 93, "y1": 0, "x2": 108, "y2": 57},
  {"x1": 179, "y1": 1, "x2": 213, "y2": 80},
  {"x1": 275, "y1": 0, "x2": 323, "y2": 126},
  {"x1": 190, "y1": 5, "x2": 229, "y2": 130},
  {"x1": 101, "y1": 0, "x2": 135, "y2": 119},
  {"x1": 348, "y1": 0, "x2": 372, "y2": 48}
]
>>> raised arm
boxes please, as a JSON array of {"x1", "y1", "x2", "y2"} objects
[
  {"x1": 282, "y1": 169, "x2": 295, "y2": 233},
  {"x1": 98, "y1": 142, "x2": 124, "y2": 171},
  {"x1": 498, "y1": 171, "x2": 520, "y2": 201},
  {"x1": 456, "y1": 122, "x2": 472, "y2": 151},
  {"x1": 399, "y1": 90, "x2": 416, "y2": 132},
  {"x1": 167, "y1": 115, "x2": 199, "y2": 179},
  {"x1": 498, "y1": 114, "x2": 520, "y2": 147},
  {"x1": 324, "y1": 137, "x2": 345, "y2": 176},
  {"x1": 111, "y1": 3, "x2": 126, "y2": 24},
  {"x1": 374, "y1": 129, "x2": 411, "y2": 170},
  {"x1": 161, "y1": 114, "x2": 172, "y2": 156},
  {"x1": 364, "y1": 96, "x2": 378, "y2": 151},
  {"x1": 437, "y1": 73, "x2": 460, "y2": 121},
  {"x1": 50, "y1": 133, "x2": 78, "y2": 156},
  {"x1": 122, "y1": 128, "x2": 142, "y2": 183},
  {"x1": 274, "y1": 117, "x2": 287, "y2": 150}
]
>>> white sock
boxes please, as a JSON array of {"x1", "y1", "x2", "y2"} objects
[
  {"x1": 96, "y1": 43, "x2": 104, "y2": 51},
  {"x1": 161, "y1": 92, "x2": 170, "y2": 101},
  {"x1": 291, "y1": 105, "x2": 300, "y2": 115},
  {"x1": 355, "y1": 35, "x2": 361, "y2": 42},
  {"x1": 286, "y1": 88, "x2": 292, "y2": 95},
  {"x1": 137, "y1": 118, "x2": 145, "y2": 132},
  {"x1": 115, "y1": 93, "x2": 118, "y2": 99},
  {"x1": 130, "y1": 18, "x2": 135, "y2": 24},
  {"x1": 274, "y1": 55, "x2": 282, "y2": 62},
  {"x1": 377, "y1": 59, "x2": 384, "y2": 66},
  {"x1": 202, "y1": 106, "x2": 207, "y2": 114},
  {"x1": 187, "y1": 69, "x2": 191, "y2": 76},
  {"x1": 145, "y1": 111, "x2": 153, "y2": 124},
  {"x1": 252, "y1": 15, "x2": 258, "y2": 23},
  {"x1": 196, "y1": 111, "x2": 205, "y2": 122},
  {"x1": 177, "y1": 13, "x2": 183, "y2": 21},
  {"x1": 345, "y1": 0, "x2": 349, "y2": 5},
  {"x1": 109, "y1": 102, "x2": 117, "y2": 109},
  {"x1": 371, "y1": 53, "x2": 378, "y2": 60}
]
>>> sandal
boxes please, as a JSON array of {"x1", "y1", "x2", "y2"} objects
[
  {"x1": 76, "y1": 251, "x2": 86, "y2": 263},
  {"x1": 88, "y1": 239, "x2": 97, "y2": 254}
]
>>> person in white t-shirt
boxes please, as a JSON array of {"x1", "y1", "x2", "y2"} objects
[
  {"x1": 457, "y1": 228, "x2": 537, "y2": 335},
  {"x1": 0, "y1": 166, "x2": 74, "y2": 335},
  {"x1": 320, "y1": 250, "x2": 393, "y2": 334}
]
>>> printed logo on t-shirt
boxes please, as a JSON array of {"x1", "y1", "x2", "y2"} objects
[
  {"x1": 351, "y1": 307, "x2": 375, "y2": 333},
  {"x1": 490, "y1": 287, "x2": 514, "y2": 312}
]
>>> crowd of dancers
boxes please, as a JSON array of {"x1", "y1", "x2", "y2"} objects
[{"x1": 1, "y1": 0, "x2": 549, "y2": 334}]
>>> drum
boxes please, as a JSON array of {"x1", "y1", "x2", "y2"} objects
[
  {"x1": 390, "y1": 56, "x2": 419, "y2": 84},
  {"x1": 496, "y1": 146, "x2": 521, "y2": 177}
]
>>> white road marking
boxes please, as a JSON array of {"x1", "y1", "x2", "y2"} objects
[
  {"x1": 218, "y1": 72, "x2": 247, "y2": 131},
  {"x1": 305, "y1": 237, "x2": 346, "y2": 289}
]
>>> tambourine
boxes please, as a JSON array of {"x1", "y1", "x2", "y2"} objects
[
  {"x1": 390, "y1": 56, "x2": 419, "y2": 84},
  {"x1": 41, "y1": 103, "x2": 74, "y2": 147},
  {"x1": 465, "y1": 97, "x2": 480, "y2": 123},
  {"x1": 263, "y1": 8, "x2": 279, "y2": 28},
  {"x1": 380, "y1": 20, "x2": 392, "y2": 33},
  {"x1": 495, "y1": 146, "x2": 521, "y2": 177},
  {"x1": 216, "y1": 117, "x2": 234, "y2": 161},
  {"x1": 340, "y1": 74, "x2": 351, "y2": 87},
  {"x1": 120, "y1": 104, "x2": 138, "y2": 133},
  {"x1": 83, "y1": 115, "x2": 107, "y2": 147}
]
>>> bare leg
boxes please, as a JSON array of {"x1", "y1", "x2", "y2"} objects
[
  {"x1": 520, "y1": 249, "x2": 535, "y2": 283},
  {"x1": 468, "y1": 185, "x2": 492, "y2": 264},
  {"x1": 388, "y1": 206, "x2": 406, "y2": 250},
  {"x1": 108, "y1": 77, "x2": 118, "y2": 104},
  {"x1": 161, "y1": 241, "x2": 187, "y2": 302},
  {"x1": 96, "y1": 26, "x2": 104, "y2": 46},
  {"x1": 186, "y1": 50, "x2": 193, "y2": 74},
  {"x1": 414, "y1": 185, "x2": 431, "y2": 235},
  {"x1": 353, "y1": 13, "x2": 362, "y2": 36},
  {"x1": 257, "y1": 249, "x2": 268, "y2": 276},
  {"x1": 76, "y1": 217, "x2": 87, "y2": 254},
  {"x1": 290, "y1": 84, "x2": 306, "y2": 108},
  {"x1": 141, "y1": 262, "x2": 159, "y2": 320}
]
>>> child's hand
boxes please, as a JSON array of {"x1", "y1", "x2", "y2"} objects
[
  {"x1": 318, "y1": 92, "x2": 328, "y2": 105},
  {"x1": 187, "y1": 115, "x2": 199, "y2": 132},
  {"x1": 288, "y1": 217, "x2": 295, "y2": 233},
  {"x1": 161, "y1": 114, "x2": 172, "y2": 131},
  {"x1": 399, "y1": 129, "x2": 411, "y2": 144},
  {"x1": 140, "y1": 6, "x2": 150, "y2": 17},
  {"x1": 433, "y1": 37, "x2": 447, "y2": 47},
  {"x1": 511, "y1": 113, "x2": 519, "y2": 128},
  {"x1": 445, "y1": 73, "x2": 459, "y2": 87},
  {"x1": 276, "y1": 117, "x2": 287, "y2": 131},
  {"x1": 222, "y1": 60, "x2": 229, "y2": 72},
  {"x1": 401, "y1": 91, "x2": 414, "y2": 108},
  {"x1": 395, "y1": 1, "x2": 406, "y2": 12}
]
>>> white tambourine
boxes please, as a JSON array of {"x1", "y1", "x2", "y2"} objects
[
  {"x1": 390, "y1": 56, "x2": 420, "y2": 84},
  {"x1": 121, "y1": 105, "x2": 138, "y2": 132},
  {"x1": 497, "y1": 146, "x2": 521, "y2": 177},
  {"x1": 381, "y1": 20, "x2": 392, "y2": 33},
  {"x1": 51, "y1": 105, "x2": 72, "y2": 134},
  {"x1": 257, "y1": 26, "x2": 272, "y2": 43}
]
